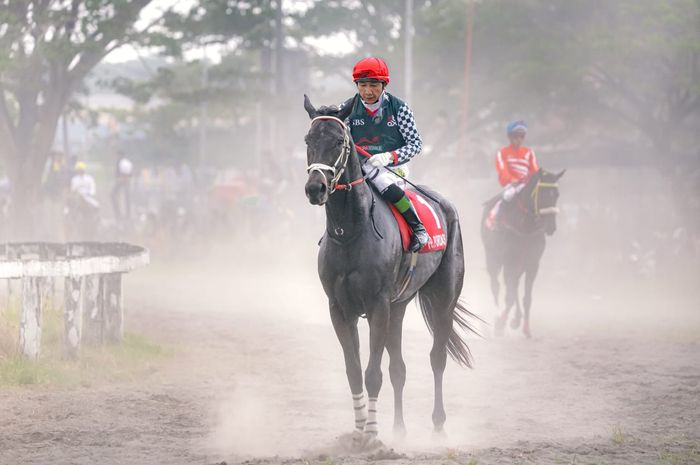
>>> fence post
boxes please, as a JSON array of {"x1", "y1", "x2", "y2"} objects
[
  {"x1": 82, "y1": 275, "x2": 102, "y2": 345},
  {"x1": 64, "y1": 276, "x2": 83, "y2": 359},
  {"x1": 102, "y1": 273, "x2": 124, "y2": 343},
  {"x1": 19, "y1": 277, "x2": 42, "y2": 359}
]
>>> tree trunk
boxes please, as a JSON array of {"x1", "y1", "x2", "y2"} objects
[{"x1": 5, "y1": 92, "x2": 65, "y2": 239}]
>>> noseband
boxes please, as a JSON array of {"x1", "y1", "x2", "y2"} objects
[{"x1": 531, "y1": 181, "x2": 560, "y2": 216}]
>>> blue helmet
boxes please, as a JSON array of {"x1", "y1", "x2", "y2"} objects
[{"x1": 506, "y1": 120, "x2": 527, "y2": 136}]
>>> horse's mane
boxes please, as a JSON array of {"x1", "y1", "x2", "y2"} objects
[{"x1": 316, "y1": 105, "x2": 342, "y2": 117}]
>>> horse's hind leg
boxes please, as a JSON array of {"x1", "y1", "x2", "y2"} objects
[
  {"x1": 510, "y1": 279, "x2": 523, "y2": 330},
  {"x1": 421, "y1": 216, "x2": 466, "y2": 435},
  {"x1": 425, "y1": 290, "x2": 454, "y2": 435},
  {"x1": 385, "y1": 301, "x2": 408, "y2": 437},
  {"x1": 328, "y1": 300, "x2": 366, "y2": 433}
]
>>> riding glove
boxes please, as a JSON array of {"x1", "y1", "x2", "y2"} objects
[{"x1": 367, "y1": 152, "x2": 393, "y2": 168}]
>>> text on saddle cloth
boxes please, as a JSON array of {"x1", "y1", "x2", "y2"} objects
[{"x1": 389, "y1": 190, "x2": 447, "y2": 253}]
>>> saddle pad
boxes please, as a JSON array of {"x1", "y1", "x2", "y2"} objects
[{"x1": 389, "y1": 190, "x2": 447, "y2": 253}]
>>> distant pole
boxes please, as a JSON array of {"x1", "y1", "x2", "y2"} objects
[
  {"x1": 460, "y1": 0, "x2": 474, "y2": 156},
  {"x1": 274, "y1": 0, "x2": 284, "y2": 98},
  {"x1": 404, "y1": 0, "x2": 414, "y2": 103},
  {"x1": 272, "y1": 0, "x2": 284, "y2": 155},
  {"x1": 255, "y1": 102, "x2": 263, "y2": 172},
  {"x1": 199, "y1": 45, "x2": 209, "y2": 165}
]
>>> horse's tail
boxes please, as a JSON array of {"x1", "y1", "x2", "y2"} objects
[{"x1": 417, "y1": 294, "x2": 481, "y2": 369}]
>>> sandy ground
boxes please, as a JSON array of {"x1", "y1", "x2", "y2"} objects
[{"x1": 0, "y1": 243, "x2": 699, "y2": 465}]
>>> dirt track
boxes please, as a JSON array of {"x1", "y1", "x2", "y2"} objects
[{"x1": 0, "y1": 248, "x2": 698, "y2": 465}]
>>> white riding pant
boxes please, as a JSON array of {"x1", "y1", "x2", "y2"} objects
[
  {"x1": 489, "y1": 182, "x2": 526, "y2": 221},
  {"x1": 361, "y1": 162, "x2": 409, "y2": 192},
  {"x1": 503, "y1": 182, "x2": 525, "y2": 201}
]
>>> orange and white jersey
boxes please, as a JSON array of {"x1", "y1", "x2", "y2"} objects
[{"x1": 496, "y1": 145, "x2": 539, "y2": 186}]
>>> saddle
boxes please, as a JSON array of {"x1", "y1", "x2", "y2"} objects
[{"x1": 387, "y1": 189, "x2": 447, "y2": 253}]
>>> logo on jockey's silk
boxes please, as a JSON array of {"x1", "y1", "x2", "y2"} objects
[
  {"x1": 386, "y1": 115, "x2": 397, "y2": 127},
  {"x1": 352, "y1": 119, "x2": 365, "y2": 126},
  {"x1": 356, "y1": 136, "x2": 380, "y2": 146}
]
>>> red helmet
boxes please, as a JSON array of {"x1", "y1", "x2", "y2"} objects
[{"x1": 352, "y1": 57, "x2": 390, "y2": 85}]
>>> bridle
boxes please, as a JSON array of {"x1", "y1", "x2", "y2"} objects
[
  {"x1": 505, "y1": 176, "x2": 561, "y2": 235},
  {"x1": 306, "y1": 116, "x2": 364, "y2": 194},
  {"x1": 531, "y1": 180, "x2": 560, "y2": 216}
]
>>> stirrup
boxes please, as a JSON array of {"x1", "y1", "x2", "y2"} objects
[{"x1": 409, "y1": 226, "x2": 429, "y2": 252}]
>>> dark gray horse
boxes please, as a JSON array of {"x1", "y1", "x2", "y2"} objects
[
  {"x1": 480, "y1": 169, "x2": 565, "y2": 338},
  {"x1": 303, "y1": 96, "x2": 476, "y2": 441}
]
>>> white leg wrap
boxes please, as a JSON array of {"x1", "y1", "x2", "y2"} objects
[
  {"x1": 364, "y1": 397, "x2": 378, "y2": 435},
  {"x1": 352, "y1": 392, "x2": 367, "y2": 432}
]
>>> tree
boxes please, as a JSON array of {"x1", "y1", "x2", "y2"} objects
[
  {"x1": 415, "y1": 0, "x2": 700, "y2": 161},
  {"x1": 0, "y1": 0, "x2": 157, "y2": 233},
  {"x1": 106, "y1": 1, "x2": 314, "y2": 168}
]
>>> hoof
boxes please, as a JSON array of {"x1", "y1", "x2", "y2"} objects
[
  {"x1": 523, "y1": 325, "x2": 532, "y2": 339},
  {"x1": 432, "y1": 427, "x2": 448, "y2": 440},
  {"x1": 361, "y1": 432, "x2": 384, "y2": 451},
  {"x1": 338, "y1": 431, "x2": 383, "y2": 453},
  {"x1": 510, "y1": 315, "x2": 521, "y2": 330},
  {"x1": 393, "y1": 424, "x2": 407, "y2": 440}
]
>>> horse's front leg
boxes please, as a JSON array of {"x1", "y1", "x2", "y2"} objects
[
  {"x1": 497, "y1": 263, "x2": 520, "y2": 334},
  {"x1": 522, "y1": 263, "x2": 540, "y2": 339},
  {"x1": 329, "y1": 301, "x2": 366, "y2": 433},
  {"x1": 364, "y1": 302, "x2": 390, "y2": 438}
]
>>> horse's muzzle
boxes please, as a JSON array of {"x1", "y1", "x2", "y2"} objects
[{"x1": 305, "y1": 177, "x2": 328, "y2": 205}]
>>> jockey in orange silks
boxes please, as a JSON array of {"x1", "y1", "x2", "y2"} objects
[{"x1": 486, "y1": 120, "x2": 539, "y2": 230}]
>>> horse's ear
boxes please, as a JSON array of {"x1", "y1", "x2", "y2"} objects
[
  {"x1": 336, "y1": 95, "x2": 356, "y2": 122},
  {"x1": 303, "y1": 94, "x2": 317, "y2": 119},
  {"x1": 555, "y1": 169, "x2": 566, "y2": 180}
]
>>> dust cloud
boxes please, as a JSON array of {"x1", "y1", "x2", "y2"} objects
[
  {"x1": 111, "y1": 157, "x2": 698, "y2": 463},
  {"x1": 2, "y1": 5, "x2": 699, "y2": 463}
]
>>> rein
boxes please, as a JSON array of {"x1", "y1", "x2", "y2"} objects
[{"x1": 306, "y1": 116, "x2": 364, "y2": 193}]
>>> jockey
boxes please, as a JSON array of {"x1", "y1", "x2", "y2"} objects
[
  {"x1": 70, "y1": 161, "x2": 99, "y2": 208},
  {"x1": 486, "y1": 120, "x2": 539, "y2": 229},
  {"x1": 340, "y1": 57, "x2": 429, "y2": 252}
]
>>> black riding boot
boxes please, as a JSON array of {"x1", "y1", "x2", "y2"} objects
[
  {"x1": 381, "y1": 184, "x2": 430, "y2": 252},
  {"x1": 401, "y1": 202, "x2": 430, "y2": 252}
]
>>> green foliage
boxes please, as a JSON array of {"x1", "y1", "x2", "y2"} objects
[
  {"x1": 459, "y1": 0, "x2": 700, "y2": 153},
  {"x1": 611, "y1": 423, "x2": 625, "y2": 445}
]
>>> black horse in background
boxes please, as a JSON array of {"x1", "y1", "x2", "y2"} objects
[
  {"x1": 303, "y1": 95, "x2": 477, "y2": 443},
  {"x1": 481, "y1": 169, "x2": 565, "y2": 338}
]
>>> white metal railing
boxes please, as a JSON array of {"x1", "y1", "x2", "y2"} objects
[{"x1": 0, "y1": 242, "x2": 150, "y2": 359}]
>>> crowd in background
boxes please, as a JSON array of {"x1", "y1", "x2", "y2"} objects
[{"x1": 0, "y1": 148, "x2": 303, "y2": 253}]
